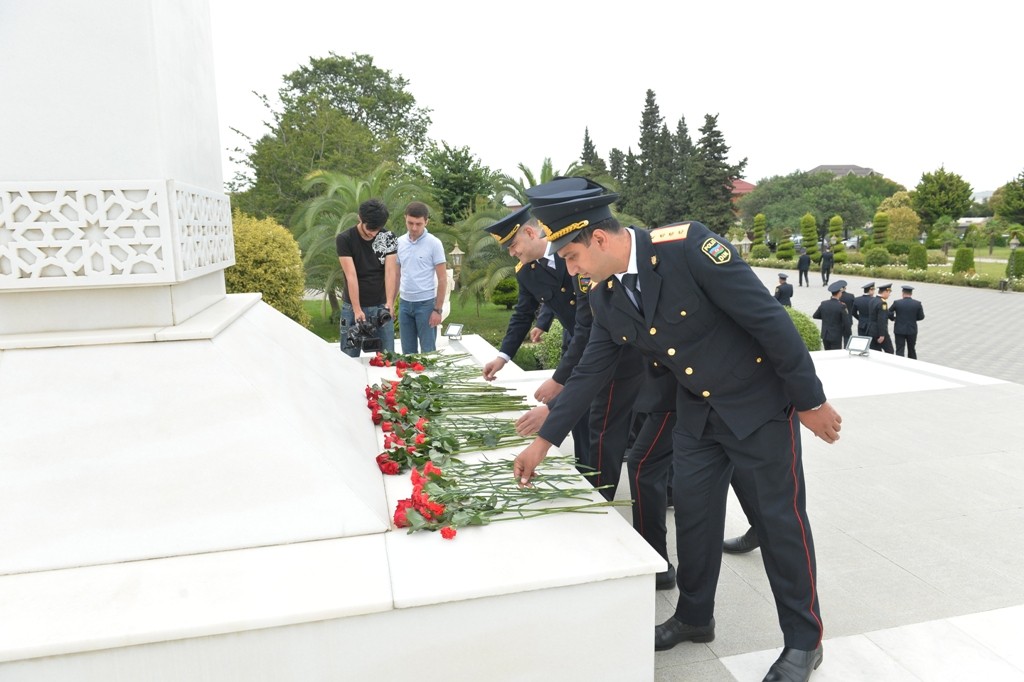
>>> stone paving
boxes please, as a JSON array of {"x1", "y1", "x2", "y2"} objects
[{"x1": 751, "y1": 266, "x2": 1024, "y2": 385}]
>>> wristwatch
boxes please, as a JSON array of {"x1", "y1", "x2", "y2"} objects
[{"x1": 432, "y1": 307, "x2": 442, "y2": 314}]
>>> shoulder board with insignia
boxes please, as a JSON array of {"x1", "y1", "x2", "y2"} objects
[
  {"x1": 651, "y1": 222, "x2": 690, "y2": 243},
  {"x1": 515, "y1": 262, "x2": 523, "y2": 273}
]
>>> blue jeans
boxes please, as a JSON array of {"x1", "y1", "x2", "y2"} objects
[
  {"x1": 340, "y1": 302, "x2": 395, "y2": 358},
  {"x1": 399, "y1": 297, "x2": 437, "y2": 353}
]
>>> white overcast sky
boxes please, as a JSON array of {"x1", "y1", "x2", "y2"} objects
[{"x1": 210, "y1": 0, "x2": 1021, "y2": 195}]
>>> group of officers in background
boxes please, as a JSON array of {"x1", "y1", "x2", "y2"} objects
[{"x1": 776, "y1": 272, "x2": 926, "y2": 358}]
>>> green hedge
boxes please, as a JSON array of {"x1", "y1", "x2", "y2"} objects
[{"x1": 787, "y1": 308, "x2": 822, "y2": 351}]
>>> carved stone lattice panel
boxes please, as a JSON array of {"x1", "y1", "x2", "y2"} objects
[
  {"x1": 172, "y1": 183, "x2": 234, "y2": 280},
  {"x1": 0, "y1": 182, "x2": 174, "y2": 289}
]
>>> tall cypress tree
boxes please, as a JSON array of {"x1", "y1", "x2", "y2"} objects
[
  {"x1": 687, "y1": 114, "x2": 747, "y2": 235},
  {"x1": 667, "y1": 115, "x2": 694, "y2": 222},
  {"x1": 579, "y1": 127, "x2": 608, "y2": 175}
]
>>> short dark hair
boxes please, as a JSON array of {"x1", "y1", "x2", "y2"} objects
[
  {"x1": 404, "y1": 201, "x2": 430, "y2": 220},
  {"x1": 571, "y1": 216, "x2": 623, "y2": 247},
  {"x1": 359, "y1": 199, "x2": 389, "y2": 230}
]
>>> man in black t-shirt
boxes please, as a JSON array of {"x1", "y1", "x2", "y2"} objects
[{"x1": 335, "y1": 199, "x2": 398, "y2": 357}]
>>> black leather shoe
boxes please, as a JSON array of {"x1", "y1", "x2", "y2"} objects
[
  {"x1": 762, "y1": 645, "x2": 823, "y2": 682},
  {"x1": 655, "y1": 563, "x2": 676, "y2": 590},
  {"x1": 723, "y1": 527, "x2": 759, "y2": 554},
  {"x1": 654, "y1": 616, "x2": 715, "y2": 651}
]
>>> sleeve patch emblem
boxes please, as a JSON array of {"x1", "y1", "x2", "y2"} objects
[
  {"x1": 651, "y1": 223, "x2": 690, "y2": 243},
  {"x1": 701, "y1": 237, "x2": 732, "y2": 264},
  {"x1": 577, "y1": 275, "x2": 591, "y2": 294}
]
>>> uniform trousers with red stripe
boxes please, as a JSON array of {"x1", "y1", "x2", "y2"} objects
[
  {"x1": 626, "y1": 411, "x2": 675, "y2": 560},
  {"x1": 672, "y1": 405, "x2": 823, "y2": 651},
  {"x1": 584, "y1": 372, "x2": 645, "y2": 501}
]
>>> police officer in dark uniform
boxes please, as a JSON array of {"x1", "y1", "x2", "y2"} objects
[
  {"x1": 889, "y1": 285, "x2": 925, "y2": 358},
  {"x1": 514, "y1": 182, "x2": 842, "y2": 682},
  {"x1": 837, "y1": 280, "x2": 856, "y2": 348},
  {"x1": 813, "y1": 281, "x2": 850, "y2": 350},
  {"x1": 480, "y1": 205, "x2": 591, "y2": 465},
  {"x1": 851, "y1": 282, "x2": 875, "y2": 336},
  {"x1": 774, "y1": 273, "x2": 793, "y2": 307},
  {"x1": 866, "y1": 283, "x2": 894, "y2": 353}
]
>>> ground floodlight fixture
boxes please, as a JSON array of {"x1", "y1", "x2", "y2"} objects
[
  {"x1": 443, "y1": 323, "x2": 463, "y2": 341},
  {"x1": 847, "y1": 335, "x2": 871, "y2": 356}
]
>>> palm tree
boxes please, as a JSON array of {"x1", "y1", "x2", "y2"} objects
[
  {"x1": 494, "y1": 158, "x2": 584, "y2": 206},
  {"x1": 293, "y1": 162, "x2": 430, "y2": 318}
]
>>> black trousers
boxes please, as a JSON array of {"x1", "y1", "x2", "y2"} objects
[
  {"x1": 672, "y1": 406, "x2": 822, "y2": 650},
  {"x1": 822, "y1": 338, "x2": 842, "y2": 351},
  {"x1": 798, "y1": 270, "x2": 809, "y2": 286},
  {"x1": 895, "y1": 333, "x2": 917, "y2": 359},
  {"x1": 628, "y1": 412, "x2": 758, "y2": 563},
  {"x1": 585, "y1": 372, "x2": 645, "y2": 500},
  {"x1": 870, "y1": 334, "x2": 894, "y2": 354}
]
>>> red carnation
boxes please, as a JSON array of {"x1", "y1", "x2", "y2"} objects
[
  {"x1": 440, "y1": 527, "x2": 457, "y2": 540},
  {"x1": 396, "y1": 367, "x2": 406, "y2": 378},
  {"x1": 415, "y1": 417, "x2": 429, "y2": 432},
  {"x1": 396, "y1": 360, "x2": 409, "y2": 369},
  {"x1": 376, "y1": 453, "x2": 400, "y2": 475},
  {"x1": 415, "y1": 433, "x2": 427, "y2": 445},
  {"x1": 399, "y1": 405, "x2": 409, "y2": 417},
  {"x1": 372, "y1": 413, "x2": 383, "y2": 425},
  {"x1": 381, "y1": 421, "x2": 393, "y2": 432},
  {"x1": 412, "y1": 362, "x2": 425, "y2": 372},
  {"x1": 393, "y1": 499, "x2": 413, "y2": 528}
]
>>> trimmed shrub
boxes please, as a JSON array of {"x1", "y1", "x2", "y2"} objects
[
  {"x1": 864, "y1": 248, "x2": 891, "y2": 267},
  {"x1": 951, "y1": 247, "x2": 975, "y2": 274},
  {"x1": 512, "y1": 344, "x2": 541, "y2": 370},
  {"x1": 786, "y1": 308, "x2": 822, "y2": 352},
  {"x1": 776, "y1": 237, "x2": 796, "y2": 261},
  {"x1": 750, "y1": 243, "x2": 772, "y2": 259},
  {"x1": 537, "y1": 319, "x2": 564, "y2": 369},
  {"x1": 1007, "y1": 250, "x2": 1024, "y2": 279},
  {"x1": 225, "y1": 209, "x2": 310, "y2": 327},
  {"x1": 491, "y1": 277, "x2": 518, "y2": 309},
  {"x1": 885, "y1": 241, "x2": 913, "y2": 256},
  {"x1": 907, "y1": 244, "x2": 928, "y2": 270}
]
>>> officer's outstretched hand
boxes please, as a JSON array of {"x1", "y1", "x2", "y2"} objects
[
  {"x1": 513, "y1": 438, "x2": 552, "y2": 487},
  {"x1": 533, "y1": 378, "x2": 563, "y2": 404},
  {"x1": 515, "y1": 405, "x2": 549, "y2": 436},
  {"x1": 482, "y1": 357, "x2": 507, "y2": 381},
  {"x1": 797, "y1": 401, "x2": 842, "y2": 444},
  {"x1": 529, "y1": 327, "x2": 545, "y2": 343}
]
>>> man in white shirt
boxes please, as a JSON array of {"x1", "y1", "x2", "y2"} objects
[{"x1": 396, "y1": 202, "x2": 447, "y2": 353}]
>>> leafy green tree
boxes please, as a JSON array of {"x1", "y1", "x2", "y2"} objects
[
  {"x1": 912, "y1": 167, "x2": 972, "y2": 227},
  {"x1": 687, "y1": 114, "x2": 747, "y2": 235},
  {"x1": 933, "y1": 215, "x2": 958, "y2": 256},
  {"x1": 229, "y1": 96, "x2": 386, "y2": 225},
  {"x1": 753, "y1": 213, "x2": 767, "y2": 246},
  {"x1": 497, "y1": 158, "x2": 582, "y2": 206},
  {"x1": 878, "y1": 190, "x2": 914, "y2": 212},
  {"x1": 872, "y1": 211, "x2": 889, "y2": 244},
  {"x1": 279, "y1": 52, "x2": 431, "y2": 159},
  {"x1": 624, "y1": 90, "x2": 676, "y2": 226},
  {"x1": 419, "y1": 142, "x2": 495, "y2": 225},
  {"x1": 608, "y1": 148, "x2": 626, "y2": 182},
  {"x1": 292, "y1": 164, "x2": 428, "y2": 318},
  {"x1": 737, "y1": 171, "x2": 867, "y2": 238},
  {"x1": 799, "y1": 213, "x2": 820, "y2": 263},
  {"x1": 667, "y1": 115, "x2": 694, "y2": 222},
  {"x1": 887, "y1": 206, "x2": 923, "y2": 243},
  {"x1": 993, "y1": 170, "x2": 1024, "y2": 225},
  {"x1": 229, "y1": 52, "x2": 431, "y2": 226},
  {"x1": 837, "y1": 174, "x2": 905, "y2": 209}
]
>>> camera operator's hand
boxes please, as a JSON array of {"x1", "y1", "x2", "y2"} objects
[
  {"x1": 353, "y1": 306, "x2": 366, "y2": 323},
  {"x1": 482, "y1": 357, "x2": 506, "y2": 381}
]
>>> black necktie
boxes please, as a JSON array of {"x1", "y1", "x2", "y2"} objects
[{"x1": 622, "y1": 273, "x2": 643, "y2": 314}]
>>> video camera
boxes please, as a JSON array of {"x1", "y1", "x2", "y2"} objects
[{"x1": 343, "y1": 308, "x2": 393, "y2": 353}]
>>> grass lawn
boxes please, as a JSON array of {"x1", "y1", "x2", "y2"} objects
[{"x1": 303, "y1": 296, "x2": 513, "y2": 346}]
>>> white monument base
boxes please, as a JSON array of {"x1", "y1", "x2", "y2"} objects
[{"x1": 0, "y1": 302, "x2": 664, "y2": 681}]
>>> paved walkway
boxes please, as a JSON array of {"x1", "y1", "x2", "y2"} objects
[{"x1": 752, "y1": 266, "x2": 1024, "y2": 385}]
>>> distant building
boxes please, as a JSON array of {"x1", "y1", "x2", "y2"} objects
[
  {"x1": 808, "y1": 164, "x2": 877, "y2": 178},
  {"x1": 730, "y1": 178, "x2": 756, "y2": 201}
]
